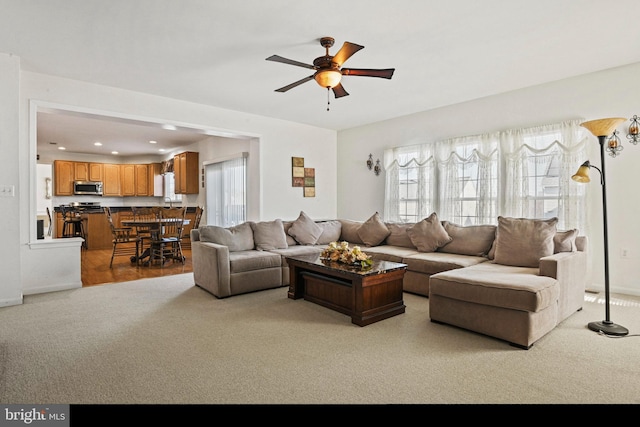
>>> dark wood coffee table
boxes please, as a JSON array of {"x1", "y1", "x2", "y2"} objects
[{"x1": 286, "y1": 254, "x2": 407, "y2": 326}]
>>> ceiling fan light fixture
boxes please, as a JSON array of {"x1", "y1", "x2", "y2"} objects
[{"x1": 314, "y1": 69, "x2": 342, "y2": 88}]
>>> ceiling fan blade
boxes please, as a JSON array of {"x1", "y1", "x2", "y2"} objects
[
  {"x1": 266, "y1": 55, "x2": 315, "y2": 70},
  {"x1": 332, "y1": 83, "x2": 349, "y2": 98},
  {"x1": 274, "y1": 75, "x2": 314, "y2": 93},
  {"x1": 341, "y1": 68, "x2": 395, "y2": 79},
  {"x1": 331, "y1": 42, "x2": 364, "y2": 67}
]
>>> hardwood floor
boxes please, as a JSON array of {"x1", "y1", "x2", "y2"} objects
[{"x1": 81, "y1": 247, "x2": 193, "y2": 287}]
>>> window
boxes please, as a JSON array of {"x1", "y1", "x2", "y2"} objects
[
  {"x1": 205, "y1": 153, "x2": 247, "y2": 227},
  {"x1": 385, "y1": 120, "x2": 586, "y2": 231},
  {"x1": 163, "y1": 172, "x2": 182, "y2": 203}
]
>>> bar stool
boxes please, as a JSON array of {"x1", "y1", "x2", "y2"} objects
[{"x1": 61, "y1": 205, "x2": 87, "y2": 249}]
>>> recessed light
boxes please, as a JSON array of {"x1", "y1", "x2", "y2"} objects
[
  {"x1": 111, "y1": 151, "x2": 119, "y2": 155},
  {"x1": 162, "y1": 124, "x2": 177, "y2": 131},
  {"x1": 94, "y1": 142, "x2": 102, "y2": 146},
  {"x1": 58, "y1": 147, "x2": 66, "y2": 150},
  {"x1": 149, "y1": 140, "x2": 157, "y2": 144},
  {"x1": 159, "y1": 148, "x2": 166, "y2": 152}
]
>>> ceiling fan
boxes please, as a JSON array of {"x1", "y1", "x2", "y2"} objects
[{"x1": 266, "y1": 37, "x2": 395, "y2": 109}]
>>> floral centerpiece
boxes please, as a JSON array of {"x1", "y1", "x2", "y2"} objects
[{"x1": 320, "y1": 241, "x2": 373, "y2": 268}]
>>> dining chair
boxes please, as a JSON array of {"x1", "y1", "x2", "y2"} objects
[
  {"x1": 181, "y1": 206, "x2": 203, "y2": 251},
  {"x1": 104, "y1": 207, "x2": 140, "y2": 268},
  {"x1": 131, "y1": 206, "x2": 160, "y2": 254},
  {"x1": 149, "y1": 207, "x2": 186, "y2": 266}
]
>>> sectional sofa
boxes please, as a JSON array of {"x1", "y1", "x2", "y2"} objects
[{"x1": 190, "y1": 211, "x2": 588, "y2": 349}]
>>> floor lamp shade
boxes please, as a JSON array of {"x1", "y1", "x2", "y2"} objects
[{"x1": 573, "y1": 117, "x2": 629, "y2": 336}]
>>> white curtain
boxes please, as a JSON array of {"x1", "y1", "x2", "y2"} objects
[
  {"x1": 501, "y1": 120, "x2": 587, "y2": 231},
  {"x1": 205, "y1": 155, "x2": 246, "y2": 227},
  {"x1": 384, "y1": 119, "x2": 587, "y2": 232}
]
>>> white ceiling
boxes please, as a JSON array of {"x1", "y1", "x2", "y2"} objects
[{"x1": 2, "y1": 0, "x2": 640, "y2": 157}]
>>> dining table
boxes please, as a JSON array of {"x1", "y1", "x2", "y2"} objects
[{"x1": 121, "y1": 217, "x2": 191, "y2": 265}]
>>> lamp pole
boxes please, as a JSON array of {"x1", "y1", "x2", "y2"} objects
[{"x1": 588, "y1": 136, "x2": 629, "y2": 336}]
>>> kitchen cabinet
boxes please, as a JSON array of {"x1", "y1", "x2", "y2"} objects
[
  {"x1": 103, "y1": 163, "x2": 122, "y2": 196},
  {"x1": 89, "y1": 163, "x2": 104, "y2": 182},
  {"x1": 121, "y1": 164, "x2": 136, "y2": 196},
  {"x1": 174, "y1": 151, "x2": 199, "y2": 194},
  {"x1": 135, "y1": 164, "x2": 150, "y2": 196},
  {"x1": 54, "y1": 160, "x2": 74, "y2": 196},
  {"x1": 74, "y1": 162, "x2": 89, "y2": 181}
]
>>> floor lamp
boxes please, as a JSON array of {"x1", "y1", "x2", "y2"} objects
[{"x1": 571, "y1": 117, "x2": 629, "y2": 336}]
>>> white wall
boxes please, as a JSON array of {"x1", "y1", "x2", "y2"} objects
[
  {"x1": 337, "y1": 62, "x2": 640, "y2": 297},
  {"x1": 0, "y1": 52, "x2": 22, "y2": 306},
  {"x1": 2, "y1": 67, "x2": 338, "y2": 303}
]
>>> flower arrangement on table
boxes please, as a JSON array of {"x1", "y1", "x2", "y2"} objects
[{"x1": 320, "y1": 241, "x2": 374, "y2": 268}]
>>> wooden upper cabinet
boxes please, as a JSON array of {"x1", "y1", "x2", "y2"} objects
[
  {"x1": 74, "y1": 162, "x2": 89, "y2": 181},
  {"x1": 174, "y1": 151, "x2": 199, "y2": 194},
  {"x1": 89, "y1": 163, "x2": 104, "y2": 182},
  {"x1": 120, "y1": 164, "x2": 136, "y2": 196},
  {"x1": 135, "y1": 164, "x2": 150, "y2": 196},
  {"x1": 54, "y1": 160, "x2": 74, "y2": 196},
  {"x1": 103, "y1": 163, "x2": 122, "y2": 196}
]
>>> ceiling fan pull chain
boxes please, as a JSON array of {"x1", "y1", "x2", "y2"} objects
[{"x1": 327, "y1": 88, "x2": 330, "y2": 111}]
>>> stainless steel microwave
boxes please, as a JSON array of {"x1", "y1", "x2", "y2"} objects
[{"x1": 73, "y1": 181, "x2": 103, "y2": 196}]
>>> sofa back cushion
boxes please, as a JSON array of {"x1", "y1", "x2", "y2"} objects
[
  {"x1": 282, "y1": 221, "x2": 298, "y2": 246},
  {"x1": 438, "y1": 222, "x2": 496, "y2": 257},
  {"x1": 251, "y1": 219, "x2": 288, "y2": 251},
  {"x1": 407, "y1": 212, "x2": 452, "y2": 252},
  {"x1": 384, "y1": 223, "x2": 416, "y2": 248},
  {"x1": 339, "y1": 219, "x2": 365, "y2": 245},
  {"x1": 316, "y1": 220, "x2": 343, "y2": 245},
  {"x1": 199, "y1": 222, "x2": 255, "y2": 252},
  {"x1": 287, "y1": 211, "x2": 323, "y2": 245},
  {"x1": 493, "y1": 216, "x2": 558, "y2": 267},
  {"x1": 554, "y1": 229, "x2": 578, "y2": 253},
  {"x1": 357, "y1": 212, "x2": 391, "y2": 246}
]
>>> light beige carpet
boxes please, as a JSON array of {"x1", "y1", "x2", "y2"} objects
[{"x1": 1, "y1": 273, "x2": 639, "y2": 404}]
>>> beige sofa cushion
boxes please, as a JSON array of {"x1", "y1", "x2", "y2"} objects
[
  {"x1": 288, "y1": 211, "x2": 323, "y2": 245},
  {"x1": 339, "y1": 219, "x2": 365, "y2": 245},
  {"x1": 554, "y1": 229, "x2": 578, "y2": 253},
  {"x1": 493, "y1": 216, "x2": 558, "y2": 267},
  {"x1": 438, "y1": 222, "x2": 496, "y2": 257},
  {"x1": 384, "y1": 223, "x2": 416, "y2": 248},
  {"x1": 316, "y1": 220, "x2": 342, "y2": 245},
  {"x1": 251, "y1": 219, "x2": 288, "y2": 251},
  {"x1": 407, "y1": 212, "x2": 452, "y2": 252},
  {"x1": 357, "y1": 212, "x2": 390, "y2": 246},
  {"x1": 199, "y1": 222, "x2": 255, "y2": 252}
]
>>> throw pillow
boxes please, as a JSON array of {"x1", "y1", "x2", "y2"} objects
[
  {"x1": 554, "y1": 229, "x2": 578, "y2": 253},
  {"x1": 357, "y1": 212, "x2": 391, "y2": 246},
  {"x1": 199, "y1": 222, "x2": 255, "y2": 252},
  {"x1": 287, "y1": 211, "x2": 323, "y2": 245},
  {"x1": 384, "y1": 223, "x2": 416, "y2": 248},
  {"x1": 493, "y1": 216, "x2": 558, "y2": 267},
  {"x1": 406, "y1": 212, "x2": 452, "y2": 252},
  {"x1": 250, "y1": 219, "x2": 288, "y2": 251},
  {"x1": 282, "y1": 221, "x2": 298, "y2": 246},
  {"x1": 338, "y1": 219, "x2": 365, "y2": 245},
  {"x1": 438, "y1": 222, "x2": 496, "y2": 256},
  {"x1": 316, "y1": 220, "x2": 343, "y2": 245}
]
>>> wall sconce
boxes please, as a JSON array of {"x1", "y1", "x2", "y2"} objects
[
  {"x1": 366, "y1": 154, "x2": 373, "y2": 170},
  {"x1": 627, "y1": 115, "x2": 639, "y2": 145},
  {"x1": 607, "y1": 130, "x2": 623, "y2": 157},
  {"x1": 374, "y1": 159, "x2": 381, "y2": 176}
]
